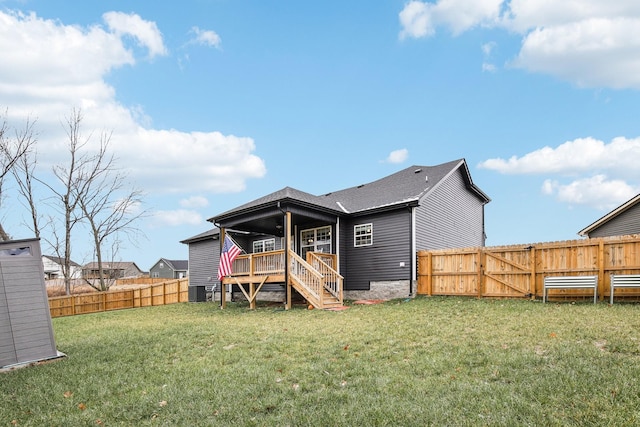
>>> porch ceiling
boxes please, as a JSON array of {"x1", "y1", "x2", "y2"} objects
[{"x1": 214, "y1": 207, "x2": 336, "y2": 237}]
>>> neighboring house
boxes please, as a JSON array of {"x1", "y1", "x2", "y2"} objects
[
  {"x1": 82, "y1": 261, "x2": 144, "y2": 279},
  {"x1": 183, "y1": 159, "x2": 490, "y2": 307},
  {"x1": 579, "y1": 193, "x2": 640, "y2": 238},
  {"x1": 42, "y1": 255, "x2": 82, "y2": 279},
  {"x1": 149, "y1": 258, "x2": 188, "y2": 279}
]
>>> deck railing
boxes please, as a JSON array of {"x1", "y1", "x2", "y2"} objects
[{"x1": 232, "y1": 250, "x2": 285, "y2": 276}]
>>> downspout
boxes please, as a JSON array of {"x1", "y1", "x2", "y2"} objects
[{"x1": 409, "y1": 205, "x2": 416, "y2": 297}]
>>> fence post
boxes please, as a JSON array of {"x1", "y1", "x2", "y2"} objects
[
  {"x1": 477, "y1": 248, "x2": 484, "y2": 298},
  {"x1": 598, "y1": 239, "x2": 605, "y2": 301},
  {"x1": 530, "y1": 247, "x2": 537, "y2": 300},
  {"x1": 427, "y1": 252, "x2": 433, "y2": 296}
]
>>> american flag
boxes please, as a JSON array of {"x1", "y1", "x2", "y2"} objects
[{"x1": 217, "y1": 235, "x2": 242, "y2": 280}]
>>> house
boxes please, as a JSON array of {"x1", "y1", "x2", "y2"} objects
[
  {"x1": 1, "y1": 238, "x2": 63, "y2": 369},
  {"x1": 81, "y1": 261, "x2": 144, "y2": 279},
  {"x1": 183, "y1": 159, "x2": 490, "y2": 308},
  {"x1": 149, "y1": 258, "x2": 188, "y2": 279},
  {"x1": 579, "y1": 193, "x2": 640, "y2": 238},
  {"x1": 180, "y1": 229, "x2": 218, "y2": 302},
  {"x1": 42, "y1": 255, "x2": 82, "y2": 280}
]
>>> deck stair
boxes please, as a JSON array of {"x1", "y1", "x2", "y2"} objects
[{"x1": 289, "y1": 251, "x2": 344, "y2": 309}]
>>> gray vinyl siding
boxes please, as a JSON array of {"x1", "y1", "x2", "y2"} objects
[
  {"x1": 586, "y1": 203, "x2": 640, "y2": 238},
  {"x1": 149, "y1": 261, "x2": 174, "y2": 279},
  {"x1": 343, "y1": 210, "x2": 412, "y2": 290},
  {"x1": 0, "y1": 239, "x2": 58, "y2": 368},
  {"x1": 416, "y1": 168, "x2": 486, "y2": 250},
  {"x1": 187, "y1": 237, "x2": 218, "y2": 288}
]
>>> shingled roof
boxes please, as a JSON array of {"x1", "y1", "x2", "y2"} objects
[
  {"x1": 210, "y1": 159, "x2": 489, "y2": 221},
  {"x1": 163, "y1": 259, "x2": 188, "y2": 271}
]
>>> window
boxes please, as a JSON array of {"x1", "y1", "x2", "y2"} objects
[
  {"x1": 354, "y1": 223, "x2": 373, "y2": 247},
  {"x1": 253, "y1": 238, "x2": 275, "y2": 253},
  {"x1": 300, "y1": 226, "x2": 331, "y2": 258},
  {"x1": 0, "y1": 246, "x2": 32, "y2": 257}
]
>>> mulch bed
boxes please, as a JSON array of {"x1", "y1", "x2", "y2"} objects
[{"x1": 352, "y1": 299, "x2": 386, "y2": 305}]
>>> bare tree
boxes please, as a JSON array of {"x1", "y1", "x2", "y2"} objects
[
  {"x1": 0, "y1": 110, "x2": 36, "y2": 240},
  {"x1": 38, "y1": 108, "x2": 98, "y2": 294},
  {"x1": 76, "y1": 131, "x2": 147, "y2": 291},
  {"x1": 11, "y1": 117, "x2": 41, "y2": 238}
]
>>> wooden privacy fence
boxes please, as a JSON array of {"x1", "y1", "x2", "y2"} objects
[
  {"x1": 417, "y1": 235, "x2": 640, "y2": 301},
  {"x1": 48, "y1": 278, "x2": 189, "y2": 318}
]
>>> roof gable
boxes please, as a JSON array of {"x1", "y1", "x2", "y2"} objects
[
  {"x1": 164, "y1": 259, "x2": 188, "y2": 271},
  {"x1": 579, "y1": 193, "x2": 640, "y2": 237},
  {"x1": 43, "y1": 255, "x2": 81, "y2": 267},
  {"x1": 322, "y1": 159, "x2": 489, "y2": 213}
]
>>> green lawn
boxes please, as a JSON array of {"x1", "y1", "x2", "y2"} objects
[{"x1": 3, "y1": 297, "x2": 640, "y2": 426}]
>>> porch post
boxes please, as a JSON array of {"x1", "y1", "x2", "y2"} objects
[
  {"x1": 219, "y1": 227, "x2": 226, "y2": 309},
  {"x1": 285, "y1": 211, "x2": 292, "y2": 310}
]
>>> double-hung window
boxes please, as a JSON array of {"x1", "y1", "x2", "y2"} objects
[{"x1": 354, "y1": 223, "x2": 373, "y2": 247}]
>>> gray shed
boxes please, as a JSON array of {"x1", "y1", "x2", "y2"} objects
[{"x1": 0, "y1": 238, "x2": 63, "y2": 370}]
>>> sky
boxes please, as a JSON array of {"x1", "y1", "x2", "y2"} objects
[{"x1": 1, "y1": 0, "x2": 640, "y2": 271}]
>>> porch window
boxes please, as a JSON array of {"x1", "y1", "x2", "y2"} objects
[
  {"x1": 300, "y1": 226, "x2": 331, "y2": 258},
  {"x1": 253, "y1": 238, "x2": 275, "y2": 253},
  {"x1": 354, "y1": 223, "x2": 373, "y2": 247}
]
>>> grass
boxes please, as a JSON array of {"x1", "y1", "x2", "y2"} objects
[{"x1": 3, "y1": 297, "x2": 640, "y2": 426}]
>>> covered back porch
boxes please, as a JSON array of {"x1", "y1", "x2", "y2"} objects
[{"x1": 213, "y1": 192, "x2": 346, "y2": 309}]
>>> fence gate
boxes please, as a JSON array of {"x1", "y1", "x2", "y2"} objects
[{"x1": 482, "y1": 248, "x2": 534, "y2": 298}]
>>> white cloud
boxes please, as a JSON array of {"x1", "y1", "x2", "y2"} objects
[
  {"x1": 481, "y1": 41, "x2": 497, "y2": 72},
  {"x1": 513, "y1": 17, "x2": 640, "y2": 89},
  {"x1": 479, "y1": 137, "x2": 640, "y2": 176},
  {"x1": 385, "y1": 148, "x2": 409, "y2": 164},
  {"x1": 481, "y1": 136, "x2": 640, "y2": 209},
  {"x1": 0, "y1": 10, "x2": 266, "y2": 195},
  {"x1": 399, "y1": 0, "x2": 502, "y2": 40},
  {"x1": 180, "y1": 196, "x2": 209, "y2": 209},
  {"x1": 399, "y1": 0, "x2": 640, "y2": 89},
  {"x1": 151, "y1": 209, "x2": 203, "y2": 227},
  {"x1": 399, "y1": 1, "x2": 434, "y2": 39},
  {"x1": 542, "y1": 175, "x2": 638, "y2": 210},
  {"x1": 103, "y1": 11, "x2": 168, "y2": 58},
  {"x1": 190, "y1": 26, "x2": 222, "y2": 49}
]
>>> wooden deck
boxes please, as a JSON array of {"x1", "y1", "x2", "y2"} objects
[{"x1": 221, "y1": 250, "x2": 343, "y2": 309}]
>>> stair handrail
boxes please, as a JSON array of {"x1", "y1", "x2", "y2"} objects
[
  {"x1": 307, "y1": 252, "x2": 343, "y2": 304},
  {"x1": 289, "y1": 250, "x2": 325, "y2": 307}
]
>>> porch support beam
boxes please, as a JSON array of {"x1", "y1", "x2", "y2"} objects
[
  {"x1": 233, "y1": 276, "x2": 269, "y2": 309},
  {"x1": 285, "y1": 211, "x2": 292, "y2": 310}
]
